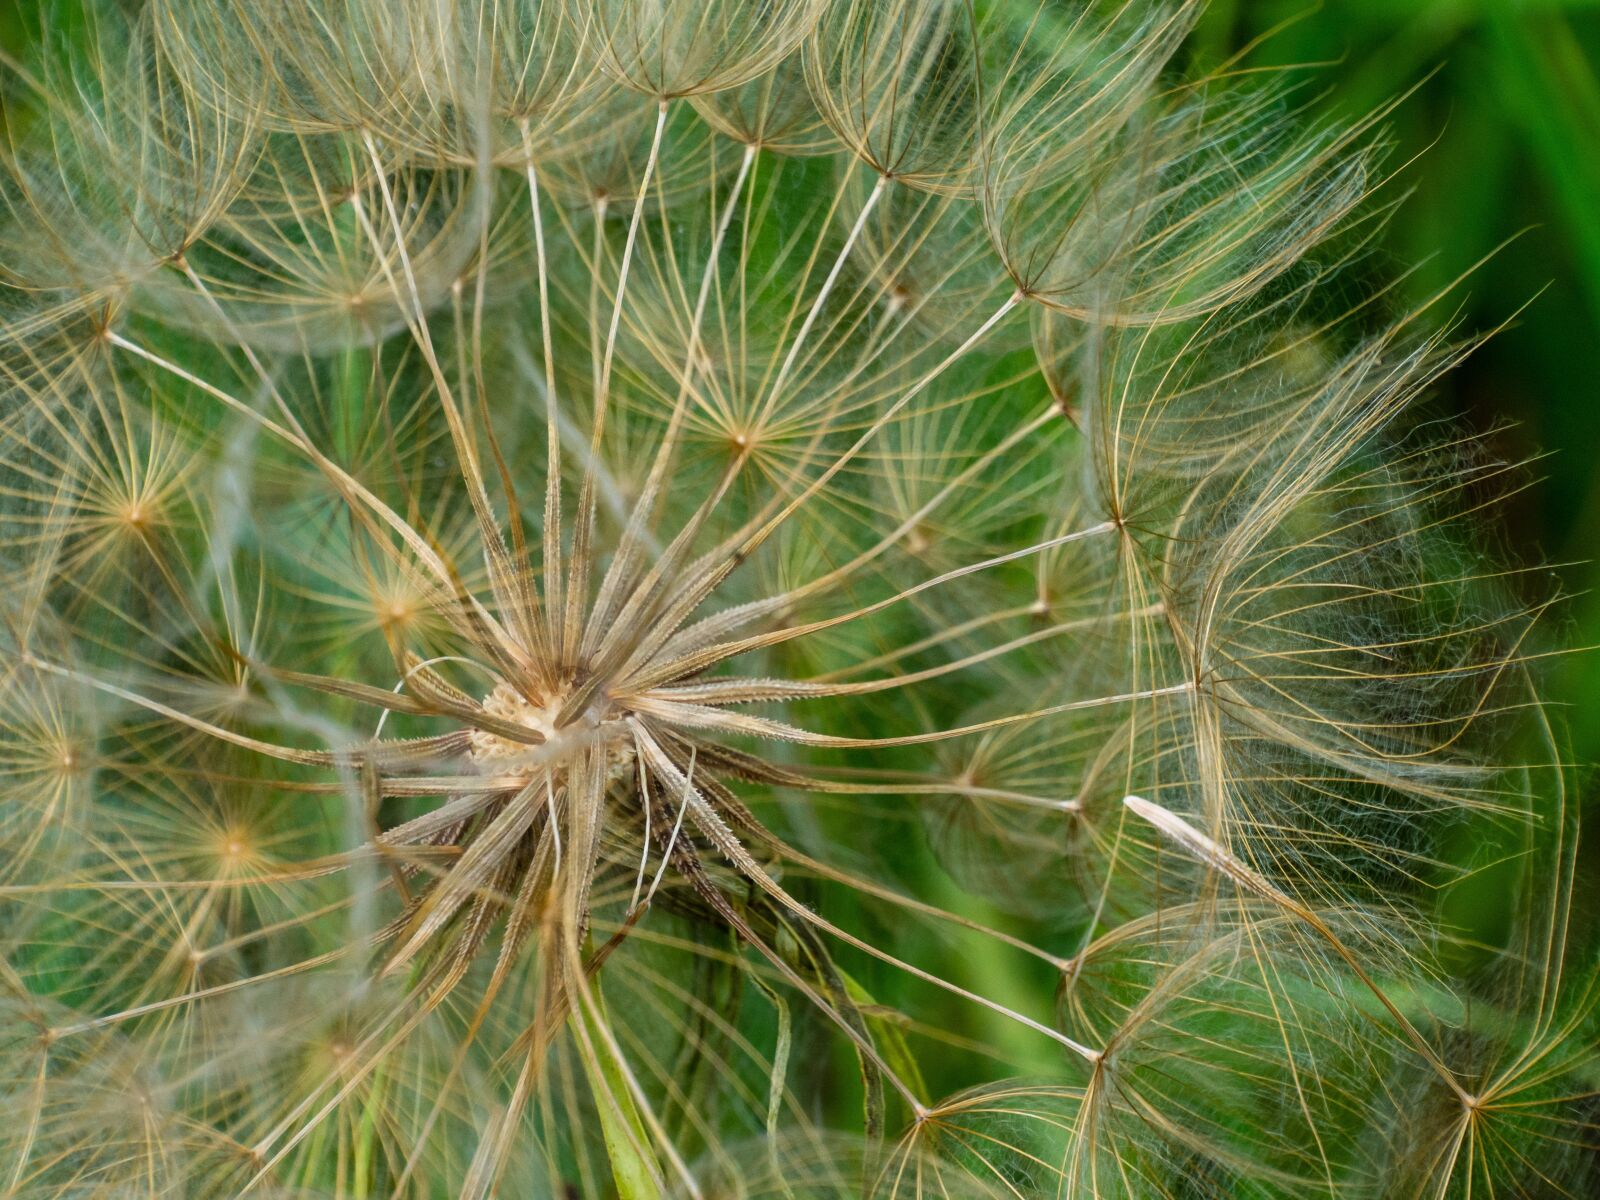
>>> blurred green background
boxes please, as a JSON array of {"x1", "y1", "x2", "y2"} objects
[
  {"x1": 2, "y1": 0, "x2": 1596, "y2": 907},
  {"x1": 1188, "y1": 0, "x2": 1600, "y2": 525},
  {"x1": 1184, "y1": 0, "x2": 1600, "y2": 902}
]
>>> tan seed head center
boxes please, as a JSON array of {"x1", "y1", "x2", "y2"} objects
[
  {"x1": 469, "y1": 682, "x2": 564, "y2": 762},
  {"x1": 468, "y1": 681, "x2": 636, "y2": 784}
]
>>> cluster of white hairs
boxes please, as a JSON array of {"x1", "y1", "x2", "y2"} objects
[{"x1": 0, "y1": 1, "x2": 1592, "y2": 1197}]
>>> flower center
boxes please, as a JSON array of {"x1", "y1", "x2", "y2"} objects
[
  {"x1": 468, "y1": 681, "x2": 637, "y2": 785},
  {"x1": 469, "y1": 682, "x2": 563, "y2": 761}
]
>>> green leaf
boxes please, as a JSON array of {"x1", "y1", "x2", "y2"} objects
[{"x1": 575, "y1": 979, "x2": 664, "y2": 1200}]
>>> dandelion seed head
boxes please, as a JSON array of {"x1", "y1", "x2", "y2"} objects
[{"x1": 0, "y1": 1, "x2": 1588, "y2": 1197}]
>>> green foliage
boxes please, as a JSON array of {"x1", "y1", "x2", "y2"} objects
[{"x1": 1187, "y1": 0, "x2": 1600, "y2": 830}]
